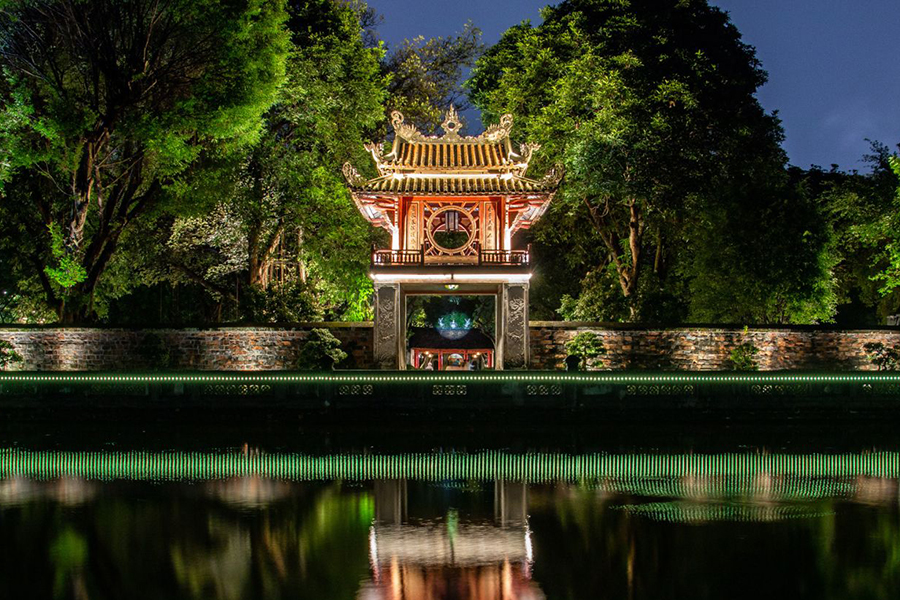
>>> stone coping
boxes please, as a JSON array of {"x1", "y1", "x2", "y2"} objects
[
  {"x1": 0, "y1": 322, "x2": 374, "y2": 331},
  {"x1": 528, "y1": 321, "x2": 900, "y2": 332},
  {"x1": 1, "y1": 321, "x2": 896, "y2": 332}
]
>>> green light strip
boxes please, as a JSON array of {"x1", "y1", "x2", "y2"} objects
[
  {"x1": 1, "y1": 450, "x2": 897, "y2": 482},
  {"x1": 0, "y1": 372, "x2": 899, "y2": 384}
]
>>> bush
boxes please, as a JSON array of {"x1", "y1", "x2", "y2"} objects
[
  {"x1": 564, "y1": 332, "x2": 604, "y2": 370},
  {"x1": 728, "y1": 342, "x2": 759, "y2": 371},
  {"x1": 0, "y1": 340, "x2": 23, "y2": 371},
  {"x1": 241, "y1": 281, "x2": 322, "y2": 323},
  {"x1": 138, "y1": 333, "x2": 172, "y2": 371},
  {"x1": 863, "y1": 342, "x2": 899, "y2": 371},
  {"x1": 296, "y1": 329, "x2": 347, "y2": 371}
]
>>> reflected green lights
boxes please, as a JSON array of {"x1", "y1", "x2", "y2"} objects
[{"x1": 1, "y1": 449, "x2": 898, "y2": 482}]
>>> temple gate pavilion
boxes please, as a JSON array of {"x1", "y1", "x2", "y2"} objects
[{"x1": 343, "y1": 107, "x2": 560, "y2": 369}]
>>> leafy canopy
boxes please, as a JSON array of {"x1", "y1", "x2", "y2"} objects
[
  {"x1": 468, "y1": 0, "x2": 835, "y2": 324},
  {"x1": 0, "y1": 0, "x2": 289, "y2": 321}
]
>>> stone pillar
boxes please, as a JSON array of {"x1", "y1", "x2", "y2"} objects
[
  {"x1": 495, "y1": 480, "x2": 528, "y2": 526},
  {"x1": 374, "y1": 282, "x2": 401, "y2": 369},
  {"x1": 374, "y1": 479, "x2": 407, "y2": 524},
  {"x1": 501, "y1": 282, "x2": 529, "y2": 369},
  {"x1": 494, "y1": 287, "x2": 505, "y2": 370}
]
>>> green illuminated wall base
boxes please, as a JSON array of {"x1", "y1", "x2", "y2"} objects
[{"x1": 0, "y1": 371, "x2": 899, "y2": 417}]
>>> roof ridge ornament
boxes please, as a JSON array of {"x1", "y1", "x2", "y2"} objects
[
  {"x1": 540, "y1": 166, "x2": 565, "y2": 187},
  {"x1": 341, "y1": 162, "x2": 366, "y2": 187},
  {"x1": 440, "y1": 105, "x2": 463, "y2": 140},
  {"x1": 390, "y1": 110, "x2": 428, "y2": 142},
  {"x1": 388, "y1": 109, "x2": 515, "y2": 143},
  {"x1": 480, "y1": 114, "x2": 514, "y2": 143}
]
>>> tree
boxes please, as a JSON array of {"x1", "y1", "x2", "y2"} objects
[
  {"x1": 683, "y1": 171, "x2": 838, "y2": 324},
  {"x1": 383, "y1": 22, "x2": 483, "y2": 133},
  {"x1": 115, "y1": 0, "x2": 387, "y2": 324},
  {"x1": 0, "y1": 0, "x2": 289, "y2": 322},
  {"x1": 228, "y1": 0, "x2": 386, "y2": 320},
  {"x1": 875, "y1": 154, "x2": 900, "y2": 298},
  {"x1": 800, "y1": 143, "x2": 900, "y2": 325},
  {"x1": 469, "y1": 0, "x2": 828, "y2": 323}
]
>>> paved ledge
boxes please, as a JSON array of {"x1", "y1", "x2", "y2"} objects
[
  {"x1": 1, "y1": 371, "x2": 899, "y2": 421},
  {"x1": 2, "y1": 371, "x2": 900, "y2": 383}
]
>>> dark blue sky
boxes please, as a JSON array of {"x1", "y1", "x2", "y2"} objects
[{"x1": 369, "y1": 0, "x2": 900, "y2": 171}]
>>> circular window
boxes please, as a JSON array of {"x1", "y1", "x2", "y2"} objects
[{"x1": 426, "y1": 206, "x2": 476, "y2": 255}]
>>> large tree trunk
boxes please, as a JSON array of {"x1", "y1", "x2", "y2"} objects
[
  {"x1": 585, "y1": 197, "x2": 645, "y2": 319},
  {"x1": 248, "y1": 221, "x2": 284, "y2": 289}
]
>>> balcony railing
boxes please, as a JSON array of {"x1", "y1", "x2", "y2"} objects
[
  {"x1": 478, "y1": 248, "x2": 530, "y2": 266},
  {"x1": 372, "y1": 248, "x2": 424, "y2": 266},
  {"x1": 372, "y1": 245, "x2": 530, "y2": 267}
]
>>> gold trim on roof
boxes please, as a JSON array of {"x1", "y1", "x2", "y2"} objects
[
  {"x1": 388, "y1": 106, "x2": 514, "y2": 145},
  {"x1": 351, "y1": 173, "x2": 555, "y2": 196}
]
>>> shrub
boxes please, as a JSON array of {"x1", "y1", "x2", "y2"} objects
[
  {"x1": 729, "y1": 342, "x2": 759, "y2": 371},
  {"x1": 296, "y1": 329, "x2": 347, "y2": 371},
  {"x1": 0, "y1": 340, "x2": 23, "y2": 371},
  {"x1": 138, "y1": 333, "x2": 172, "y2": 371},
  {"x1": 565, "y1": 332, "x2": 605, "y2": 370},
  {"x1": 863, "y1": 342, "x2": 899, "y2": 371}
]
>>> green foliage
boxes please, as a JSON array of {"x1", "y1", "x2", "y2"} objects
[
  {"x1": 728, "y1": 342, "x2": 760, "y2": 371},
  {"x1": 684, "y1": 179, "x2": 838, "y2": 324},
  {"x1": 0, "y1": 339, "x2": 22, "y2": 370},
  {"x1": 134, "y1": 0, "x2": 386, "y2": 323},
  {"x1": 296, "y1": 328, "x2": 347, "y2": 371},
  {"x1": 43, "y1": 223, "x2": 86, "y2": 289},
  {"x1": 241, "y1": 281, "x2": 322, "y2": 323},
  {"x1": 874, "y1": 155, "x2": 900, "y2": 296},
  {"x1": 468, "y1": 0, "x2": 827, "y2": 324},
  {"x1": 138, "y1": 333, "x2": 172, "y2": 372},
  {"x1": 433, "y1": 230, "x2": 470, "y2": 250},
  {"x1": 863, "y1": 342, "x2": 899, "y2": 371},
  {"x1": 384, "y1": 22, "x2": 483, "y2": 132},
  {"x1": 565, "y1": 331, "x2": 605, "y2": 370},
  {"x1": 407, "y1": 295, "x2": 495, "y2": 339},
  {"x1": 0, "y1": 0, "x2": 290, "y2": 321},
  {"x1": 803, "y1": 143, "x2": 900, "y2": 325}
]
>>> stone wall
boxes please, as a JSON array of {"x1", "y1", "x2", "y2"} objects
[
  {"x1": 529, "y1": 322, "x2": 900, "y2": 371},
  {"x1": 0, "y1": 324, "x2": 373, "y2": 371},
  {"x1": 2, "y1": 322, "x2": 899, "y2": 371}
]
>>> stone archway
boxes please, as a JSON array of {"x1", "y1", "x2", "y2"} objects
[{"x1": 373, "y1": 279, "x2": 529, "y2": 370}]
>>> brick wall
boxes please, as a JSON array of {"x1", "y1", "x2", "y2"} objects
[
  {"x1": 529, "y1": 322, "x2": 900, "y2": 371},
  {"x1": 0, "y1": 324, "x2": 373, "y2": 371},
  {"x1": 2, "y1": 322, "x2": 898, "y2": 371}
]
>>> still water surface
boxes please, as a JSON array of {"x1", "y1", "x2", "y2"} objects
[{"x1": 1, "y1": 420, "x2": 899, "y2": 599}]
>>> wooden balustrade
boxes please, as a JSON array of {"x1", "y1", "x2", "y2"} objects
[{"x1": 372, "y1": 245, "x2": 531, "y2": 267}]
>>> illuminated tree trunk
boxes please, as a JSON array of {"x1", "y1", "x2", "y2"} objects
[
  {"x1": 586, "y1": 197, "x2": 645, "y2": 319},
  {"x1": 248, "y1": 222, "x2": 284, "y2": 289}
]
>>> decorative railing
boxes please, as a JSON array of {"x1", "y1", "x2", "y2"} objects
[
  {"x1": 372, "y1": 248, "x2": 425, "y2": 266},
  {"x1": 372, "y1": 246, "x2": 531, "y2": 267},
  {"x1": 478, "y1": 248, "x2": 530, "y2": 266}
]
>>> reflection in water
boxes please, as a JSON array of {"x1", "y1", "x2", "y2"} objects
[
  {"x1": 362, "y1": 480, "x2": 543, "y2": 599},
  {"x1": 1, "y1": 450, "x2": 899, "y2": 598}
]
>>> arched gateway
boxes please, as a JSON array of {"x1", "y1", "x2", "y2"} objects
[{"x1": 343, "y1": 108, "x2": 560, "y2": 369}]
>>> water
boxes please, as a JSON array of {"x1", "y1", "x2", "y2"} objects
[{"x1": 1, "y1": 419, "x2": 899, "y2": 599}]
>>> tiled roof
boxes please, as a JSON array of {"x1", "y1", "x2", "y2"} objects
[
  {"x1": 351, "y1": 173, "x2": 554, "y2": 196},
  {"x1": 389, "y1": 140, "x2": 509, "y2": 170},
  {"x1": 342, "y1": 106, "x2": 561, "y2": 200}
]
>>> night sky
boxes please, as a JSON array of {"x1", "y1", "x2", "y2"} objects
[{"x1": 369, "y1": 0, "x2": 900, "y2": 171}]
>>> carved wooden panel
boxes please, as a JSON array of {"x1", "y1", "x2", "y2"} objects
[
  {"x1": 483, "y1": 201, "x2": 497, "y2": 250},
  {"x1": 404, "y1": 200, "x2": 420, "y2": 250}
]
